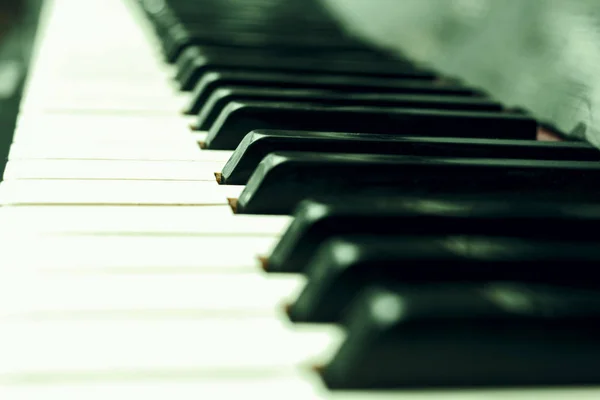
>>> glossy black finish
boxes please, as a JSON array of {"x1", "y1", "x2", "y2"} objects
[
  {"x1": 267, "y1": 197, "x2": 600, "y2": 273},
  {"x1": 176, "y1": 46, "x2": 430, "y2": 91},
  {"x1": 163, "y1": 23, "x2": 370, "y2": 63},
  {"x1": 185, "y1": 71, "x2": 481, "y2": 115},
  {"x1": 289, "y1": 235, "x2": 600, "y2": 323},
  {"x1": 323, "y1": 284, "x2": 600, "y2": 389},
  {"x1": 205, "y1": 102, "x2": 534, "y2": 150},
  {"x1": 220, "y1": 131, "x2": 598, "y2": 185},
  {"x1": 236, "y1": 152, "x2": 600, "y2": 215},
  {"x1": 146, "y1": 0, "x2": 372, "y2": 62},
  {"x1": 196, "y1": 88, "x2": 503, "y2": 128}
]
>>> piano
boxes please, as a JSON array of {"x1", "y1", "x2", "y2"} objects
[{"x1": 2, "y1": 0, "x2": 600, "y2": 398}]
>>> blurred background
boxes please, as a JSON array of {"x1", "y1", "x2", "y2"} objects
[
  {"x1": 0, "y1": 0, "x2": 42, "y2": 177},
  {"x1": 324, "y1": 0, "x2": 600, "y2": 148}
]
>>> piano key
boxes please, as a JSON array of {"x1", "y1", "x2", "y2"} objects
[
  {"x1": 176, "y1": 46, "x2": 434, "y2": 91},
  {"x1": 0, "y1": 234, "x2": 276, "y2": 272},
  {"x1": 235, "y1": 152, "x2": 600, "y2": 215},
  {"x1": 185, "y1": 70, "x2": 482, "y2": 115},
  {"x1": 266, "y1": 197, "x2": 600, "y2": 273},
  {"x1": 322, "y1": 284, "x2": 600, "y2": 389},
  {"x1": 18, "y1": 77, "x2": 188, "y2": 114},
  {"x1": 172, "y1": 42, "x2": 398, "y2": 76},
  {"x1": 163, "y1": 26, "x2": 372, "y2": 64},
  {"x1": 7, "y1": 141, "x2": 227, "y2": 162},
  {"x1": 0, "y1": 272, "x2": 305, "y2": 317},
  {"x1": 288, "y1": 235, "x2": 600, "y2": 323},
  {"x1": 19, "y1": 94, "x2": 187, "y2": 115},
  {"x1": 12, "y1": 115, "x2": 194, "y2": 142},
  {"x1": 196, "y1": 87, "x2": 504, "y2": 129},
  {"x1": 205, "y1": 102, "x2": 536, "y2": 150},
  {"x1": 219, "y1": 131, "x2": 598, "y2": 185},
  {"x1": 0, "y1": 180, "x2": 243, "y2": 206},
  {"x1": 0, "y1": 317, "x2": 344, "y2": 375},
  {"x1": 2, "y1": 160, "x2": 224, "y2": 181},
  {"x1": 0, "y1": 205, "x2": 289, "y2": 235}
]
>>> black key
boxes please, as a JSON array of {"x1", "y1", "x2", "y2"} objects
[
  {"x1": 205, "y1": 102, "x2": 534, "y2": 150},
  {"x1": 186, "y1": 71, "x2": 482, "y2": 114},
  {"x1": 219, "y1": 131, "x2": 597, "y2": 185},
  {"x1": 289, "y1": 235, "x2": 600, "y2": 323},
  {"x1": 321, "y1": 283, "x2": 600, "y2": 389},
  {"x1": 158, "y1": 4, "x2": 368, "y2": 62},
  {"x1": 233, "y1": 152, "x2": 600, "y2": 215},
  {"x1": 266, "y1": 197, "x2": 600, "y2": 273},
  {"x1": 175, "y1": 46, "x2": 205, "y2": 84},
  {"x1": 197, "y1": 88, "x2": 503, "y2": 129},
  {"x1": 176, "y1": 46, "x2": 432, "y2": 91},
  {"x1": 163, "y1": 24, "x2": 369, "y2": 63}
]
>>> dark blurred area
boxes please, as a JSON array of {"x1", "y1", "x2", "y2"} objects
[
  {"x1": 0, "y1": 0, "x2": 42, "y2": 178},
  {"x1": 323, "y1": 0, "x2": 600, "y2": 148},
  {"x1": 0, "y1": 0, "x2": 25, "y2": 34}
]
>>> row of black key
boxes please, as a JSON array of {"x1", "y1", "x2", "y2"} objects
[
  {"x1": 141, "y1": 0, "x2": 540, "y2": 152},
  {"x1": 273, "y1": 198, "x2": 600, "y2": 388},
  {"x1": 140, "y1": 0, "x2": 600, "y2": 391}
]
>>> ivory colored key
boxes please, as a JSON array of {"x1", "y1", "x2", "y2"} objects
[
  {"x1": 2, "y1": 160, "x2": 225, "y2": 181},
  {"x1": 0, "y1": 273, "x2": 306, "y2": 317},
  {"x1": 12, "y1": 115, "x2": 195, "y2": 142},
  {"x1": 0, "y1": 318, "x2": 344, "y2": 375},
  {"x1": 0, "y1": 180, "x2": 243, "y2": 206},
  {"x1": 0, "y1": 235, "x2": 277, "y2": 273},
  {"x1": 18, "y1": 85, "x2": 189, "y2": 114},
  {"x1": 0, "y1": 205, "x2": 290, "y2": 235},
  {"x1": 8, "y1": 141, "x2": 230, "y2": 162}
]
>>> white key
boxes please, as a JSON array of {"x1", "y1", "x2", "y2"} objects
[
  {"x1": 0, "y1": 235, "x2": 276, "y2": 272},
  {"x1": 3, "y1": 160, "x2": 224, "y2": 181},
  {"x1": 0, "y1": 318, "x2": 344, "y2": 374},
  {"x1": 0, "y1": 180, "x2": 243, "y2": 205},
  {"x1": 0, "y1": 272, "x2": 306, "y2": 317},
  {"x1": 8, "y1": 141, "x2": 229, "y2": 162},
  {"x1": 0, "y1": 206, "x2": 290, "y2": 235},
  {"x1": 13, "y1": 115, "x2": 196, "y2": 142},
  {"x1": 19, "y1": 88, "x2": 188, "y2": 114}
]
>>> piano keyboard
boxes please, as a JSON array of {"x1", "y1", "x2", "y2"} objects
[{"x1": 1, "y1": 0, "x2": 600, "y2": 398}]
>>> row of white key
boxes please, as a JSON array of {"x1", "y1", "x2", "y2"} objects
[
  {"x1": 1, "y1": 0, "x2": 599, "y2": 398},
  {"x1": 1, "y1": 0, "x2": 347, "y2": 398}
]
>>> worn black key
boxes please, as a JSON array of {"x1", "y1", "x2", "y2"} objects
[
  {"x1": 205, "y1": 102, "x2": 534, "y2": 150},
  {"x1": 219, "y1": 131, "x2": 597, "y2": 185},
  {"x1": 266, "y1": 197, "x2": 600, "y2": 273},
  {"x1": 176, "y1": 46, "x2": 432, "y2": 91},
  {"x1": 233, "y1": 152, "x2": 600, "y2": 215},
  {"x1": 197, "y1": 88, "x2": 503, "y2": 129},
  {"x1": 289, "y1": 235, "x2": 600, "y2": 323},
  {"x1": 186, "y1": 70, "x2": 481, "y2": 114},
  {"x1": 322, "y1": 283, "x2": 600, "y2": 389}
]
